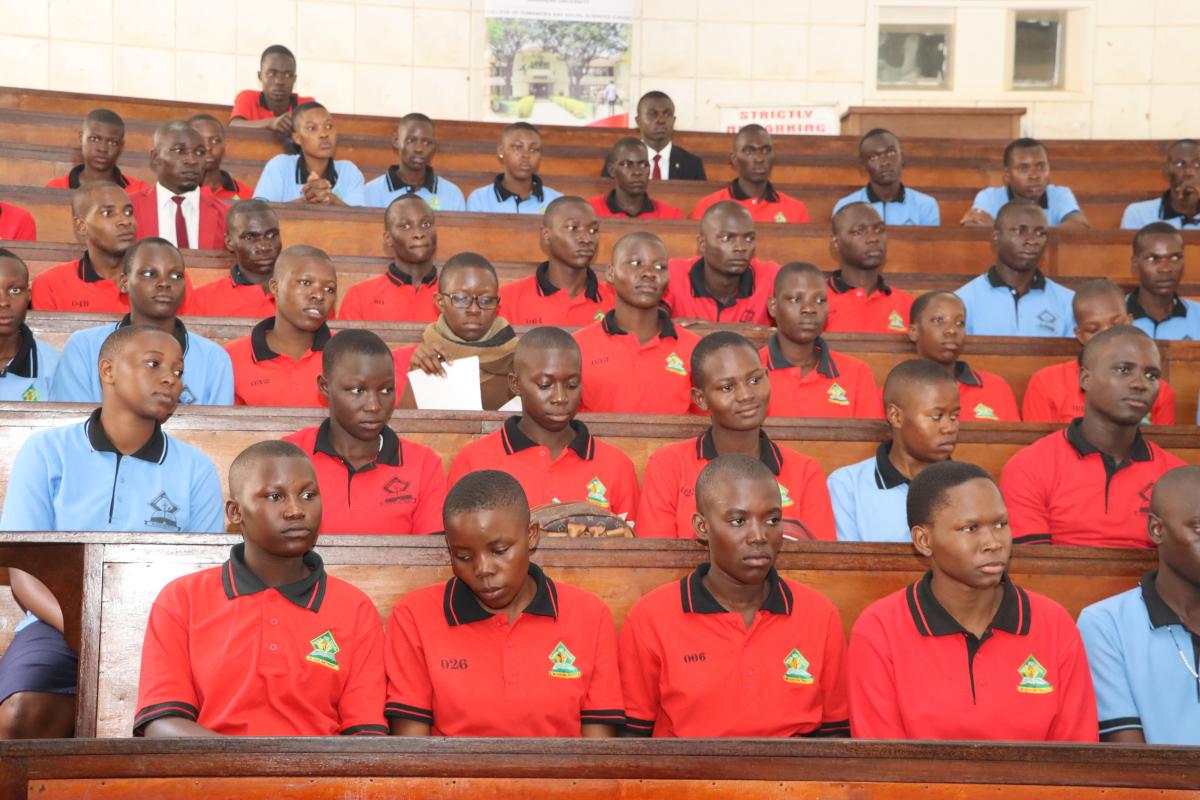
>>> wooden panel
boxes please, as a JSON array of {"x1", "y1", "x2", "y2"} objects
[{"x1": 841, "y1": 106, "x2": 1026, "y2": 140}]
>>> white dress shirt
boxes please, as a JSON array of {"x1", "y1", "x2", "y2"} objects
[
  {"x1": 645, "y1": 141, "x2": 673, "y2": 180},
  {"x1": 154, "y1": 183, "x2": 200, "y2": 248}
]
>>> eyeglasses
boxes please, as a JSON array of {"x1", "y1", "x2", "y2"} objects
[{"x1": 438, "y1": 292, "x2": 500, "y2": 310}]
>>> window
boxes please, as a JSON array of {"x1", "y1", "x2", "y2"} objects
[
  {"x1": 877, "y1": 25, "x2": 950, "y2": 89},
  {"x1": 1012, "y1": 12, "x2": 1064, "y2": 89}
]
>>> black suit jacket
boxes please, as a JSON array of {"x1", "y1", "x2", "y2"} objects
[{"x1": 600, "y1": 142, "x2": 707, "y2": 181}]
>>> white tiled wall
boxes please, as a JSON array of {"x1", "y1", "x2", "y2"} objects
[{"x1": 2, "y1": 0, "x2": 1196, "y2": 138}]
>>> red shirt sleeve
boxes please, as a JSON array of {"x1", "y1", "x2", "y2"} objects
[
  {"x1": 30, "y1": 272, "x2": 56, "y2": 312},
  {"x1": 849, "y1": 361, "x2": 884, "y2": 419},
  {"x1": 790, "y1": 455, "x2": 836, "y2": 541},
  {"x1": 847, "y1": 604, "x2": 906, "y2": 739},
  {"x1": 992, "y1": 376, "x2": 1022, "y2": 422},
  {"x1": 11, "y1": 209, "x2": 36, "y2": 240},
  {"x1": 816, "y1": 600, "x2": 850, "y2": 735},
  {"x1": 1151, "y1": 379, "x2": 1177, "y2": 424},
  {"x1": 230, "y1": 90, "x2": 257, "y2": 121},
  {"x1": 616, "y1": 603, "x2": 661, "y2": 736},
  {"x1": 654, "y1": 201, "x2": 686, "y2": 219},
  {"x1": 133, "y1": 580, "x2": 200, "y2": 735},
  {"x1": 411, "y1": 444, "x2": 448, "y2": 535},
  {"x1": 579, "y1": 599, "x2": 625, "y2": 729},
  {"x1": 335, "y1": 593, "x2": 388, "y2": 736},
  {"x1": 607, "y1": 446, "x2": 640, "y2": 526},
  {"x1": 999, "y1": 442, "x2": 1053, "y2": 544},
  {"x1": 1045, "y1": 603, "x2": 1100, "y2": 742},
  {"x1": 383, "y1": 594, "x2": 435, "y2": 727},
  {"x1": 393, "y1": 345, "x2": 416, "y2": 400},
  {"x1": 338, "y1": 284, "x2": 370, "y2": 320},
  {"x1": 634, "y1": 447, "x2": 684, "y2": 538}
]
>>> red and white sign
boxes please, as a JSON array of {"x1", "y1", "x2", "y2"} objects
[{"x1": 719, "y1": 105, "x2": 840, "y2": 136}]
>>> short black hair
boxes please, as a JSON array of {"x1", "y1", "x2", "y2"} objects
[
  {"x1": 1071, "y1": 278, "x2": 1125, "y2": 317},
  {"x1": 276, "y1": 244, "x2": 333, "y2": 275},
  {"x1": 909, "y1": 290, "x2": 963, "y2": 325},
  {"x1": 516, "y1": 326, "x2": 579, "y2": 359},
  {"x1": 1081, "y1": 324, "x2": 1154, "y2": 369},
  {"x1": 543, "y1": 195, "x2": 591, "y2": 223},
  {"x1": 882, "y1": 358, "x2": 956, "y2": 407},
  {"x1": 71, "y1": 181, "x2": 129, "y2": 218},
  {"x1": 322, "y1": 328, "x2": 393, "y2": 376},
  {"x1": 1003, "y1": 137, "x2": 1048, "y2": 166},
  {"x1": 695, "y1": 454, "x2": 777, "y2": 516},
  {"x1": 690, "y1": 330, "x2": 758, "y2": 388},
  {"x1": 772, "y1": 261, "x2": 824, "y2": 294},
  {"x1": 399, "y1": 112, "x2": 433, "y2": 128},
  {"x1": 229, "y1": 439, "x2": 311, "y2": 496},
  {"x1": 700, "y1": 199, "x2": 752, "y2": 227},
  {"x1": 1166, "y1": 139, "x2": 1200, "y2": 159},
  {"x1": 226, "y1": 198, "x2": 278, "y2": 231},
  {"x1": 84, "y1": 108, "x2": 125, "y2": 131},
  {"x1": 384, "y1": 193, "x2": 432, "y2": 221},
  {"x1": 443, "y1": 470, "x2": 530, "y2": 529},
  {"x1": 734, "y1": 123, "x2": 769, "y2": 145},
  {"x1": 0, "y1": 247, "x2": 29, "y2": 280},
  {"x1": 187, "y1": 113, "x2": 222, "y2": 128},
  {"x1": 858, "y1": 127, "x2": 896, "y2": 148},
  {"x1": 831, "y1": 201, "x2": 881, "y2": 234},
  {"x1": 605, "y1": 136, "x2": 647, "y2": 169},
  {"x1": 97, "y1": 323, "x2": 179, "y2": 365},
  {"x1": 121, "y1": 236, "x2": 182, "y2": 275},
  {"x1": 260, "y1": 44, "x2": 296, "y2": 65},
  {"x1": 440, "y1": 251, "x2": 496, "y2": 285},
  {"x1": 907, "y1": 460, "x2": 994, "y2": 529},
  {"x1": 1150, "y1": 465, "x2": 1200, "y2": 516},
  {"x1": 636, "y1": 90, "x2": 672, "y2": 113},
  {"x1": 501, "y1": 121, "x2": 541, "y2": 141},
  {"x1": 1133, "y1": 221, "x2": 1184, "y2": 255},
  {"x1": 610, "y1": 231, "x2": 666, "y2": 265},
  {"x1": 292, "y1": 101, "x2": 327, "y2": 128},
  {"x1": 994, "y1": 200, "x2": 1047, "y2": 229}
]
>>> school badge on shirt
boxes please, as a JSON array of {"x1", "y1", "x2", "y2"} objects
[
  {"x1": 887, "y1": 311, "x2": 905, "y2": 332},
  {"x1": 1016, "y1": 654, "x2": 1052, "y2": 694},
  {"x1": 778, "y1": 482, "x2": 795, "y2": 508},
  {"x1": 827, "y1": 382, "x2": 849, "y2": 406},
  {"x1": 21, "y1": 384, "x2": 39, "y2": 401},
  {"x1": 548, "y1": 641, "x2": 581, "y2": 679},
  {"x1": 665, "y1": 352, "x2": 687, "y2": 376},
  {"x1": 773, "y1": 212, "x2": 788, "y2": 223},
  {"x1": 973, "y1": 403, "x2": 998, "y2": 420},
  {"x1": 307, "y1": 630, "x2": 340, "y2": 671},
  {"x1": 783, "y1": 648, "x2": 814, "y2": 684},
  {"x1": 593, "y1": 310, "x2": 605, "y2": 322},
  {"x1": 428, "y1": 196, "x2": 442, "y2": 210},
  {"x1": 586, "y1": 477, "x2": 611, "y2": 509}
]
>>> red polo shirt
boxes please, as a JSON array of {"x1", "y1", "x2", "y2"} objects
[
  {"x1": 0, "y1": 201, "x2": 36, "y2": 240},
  {"x1": 848, "y1": 573, "x2": 1098, "y2": 742},
  {"x1": 338, "y1": 264, "x2": 439, "y2": 323},
  {"x1": 587, "y1": 191, "x2": 685, "y2": 220},
  {"x1": 573, "y1": 310, "x2": 701, "y2": 415},
  {"x1": 448, "y1": 417, "x2": 639, "y2": 524},
  {"x1": 637, "y1": 429, "x2": 835, "y2": 541},
  {"x1": 824, "y1": 271, "x2": 914, "y2": 334},
  {"x1": 385, "y1": 564, "x2": 624, "y2": 737},
  {"x1": 44, "y1": 164, "x2": 148, "y2": 193},
  {"x1": 662, "y1": 257, "x2": 780, "y2": 325},
  {"x1": 134, "y1": 545, "x2": 387, "y2": 737},
  {"x1": 498, "y1": 262, "x2": 614, "y2": 326},
  {"x1": 954, "y1": 361, "x2": 1021, "y2": 422},
  {"x1": 999, "y1": 419, "x2": 1187, "y2": 548},
  {"x1": 224, "y1": 318, "x2": 331, "y2": 407},
  {"x1": 759, "y1": 334, "x2": 883, "y2": 419},
  {"x1": 209, "y1": 170, "x2": 252, "y2": 202},
  {"x1": 230, "y1": 90, "x2": 316, "y2": 122},
  {"x1": 283, "y1": 422, "x2": 447, "y2": 535},
  {"x1": 187, "y1": 266, "x2": 276, "y2": 318},
  {"x1": 691, "y1": 181, "x2": 810, "y2": 224},
  {"x1": 31, "y1": 254, "x2": 195, "y2": 314},
  {"x1": 620, "y1": 564, "x2": 848, "y2": 738},
  {"x1": 1021, "y1": 358, "x2": 1177, "y2": 425}
]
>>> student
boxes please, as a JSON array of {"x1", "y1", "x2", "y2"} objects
[
  {"x1": 1077, "y1": 465, "x2": 1200, "y2": 745},
  {"x1": 187, "y1": 114, "x2": 252, "y2": 201},
  {"x1": 600, "y1": 91, "x2": 706, "y2": 181},
  {"x1": 691, "y1": 125, "x2": 809, "y2": 223},
  {"x1": 637, "y1": 331, "x2": 835, "y2": 540},
  {"x1": 399, "y1": 252, "x2": 517, "y2": 411},
  {"x1": 955, "y1": 203, "x2": 1075, "y2": 337},
  {"x1": 1121, "y1": 139, "x2": 1200, "y2": 231},
  {"x1": 961, "y1": 138, "x2": 1088, "y2": 228},
  {"x1": 339, "y1": 195, "x2": 440, "y2": 322},
  {"x1": 0, "y1": 201, "x2": 37, "y2": 241},
  {"x1": 449, "y1": 327, "x2": 639, "y2": 524},
  {"x1": 357, "y1": 113, "x2": 465, "y2": 211},
  {"x1": 1001, "y1": 325, "x2": 1186, "y2": 549},
  {"x1": 761, "y1": 261, "x2": 882, "y2": 419},
  {"x1": 827, "y1": 359, "x2": 959, "y2": 542},
  {"x1": 224, "y1": 245, "x2": 337, "y2": 407},
  {"x1": 0, "y1": 324, "x2": 222, "y2": 740},
  {"x1": 1023, "y1": 279, "x2": 1176, "y2": 425},
  {"x1": 908, "y1": 291, "x2": 1020, "y2": 422},
  {"x1": 253, "y1": 102, "x2": 364, "y2": 206},
  {"x1": 229, "y1": 45, "x2": 314, "y2": 135},
  {"x1": 385, "y1": 470, "x2": 623, "y2": 737},
  {"x1": 134, "y1": 440, "x2": 386, "y2": 737},
  {"x1": 621, "y1": 454, "x2": 848, "y2": 738},
  {"x1": 128, "y1": 121, "x2": 230, "y2": 250},
  {"x1": 31, "y1": 183, "x2": 137, "y2": 313},
  {"x1": 824, "y1": 203, "x2": 914, "y2": 334},
  {"x1": 833, "y1": 129, "x2": 939, "y2": 226},
  {"x1": 662, "y1": 202, "x2": 780, "y2": 325},
  {"x1": 187, "y1": 200, "x2": 281, "y2": 319},
  {"x1": 848, "y1": 461, "x2": 1098, "y2": 742},
  {"x1": 573, "y1": 231, "x2": 700, "y2": 415},
  {"x1": 44, "y1": 108, "x2": 148, "y2": 193},
  {"x1": 1126, "y1": 222, "x2": 1200, "y2": 340},
  {"x1": 283, "y1": 330, "x2": 446, "y2": 535},
  {"x1": 588, "y1": 138, "x2": 684, "y2": 220},
  {"x1": 498, "y1": 196, "x2": 614, "y2": 326},
  {"x1": 50, "y1": 238, "x2": 234, "y2": 407},
  {"x1": 466, "y1": 122, "x2": 563, "y2": 214},
  {"x1": 0, "y1": 249, "x2": 60, "y2": 400}
]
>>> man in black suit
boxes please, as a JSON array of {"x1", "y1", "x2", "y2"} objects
[{"x1": 601, "y1": 91, "x2": 706, "y2": 181}]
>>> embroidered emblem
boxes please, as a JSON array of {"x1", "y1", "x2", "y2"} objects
[
  {"x1": 887, "y1": 311, "x2": 905, "y2": 332},
  {"x1": 827, "y1": 382, "x2": 850, "y2": 406},
  {"x1": 307, "y1": 630, "x2": 340, "y2": 671},
  {"x1": 586, "y1": 477, "x2": 610, "y2": 509},
  {"x1": 773, "y1": 211, "x2": 788, "y2": 223},
  {"x1": 594, "y1": 310, "x2": 605, "y2": 322},
  {"x1": 428, "y1": 196, "x2": 441, "y2": 210},
  {"x1": 1016, "y1": 654, "x2": 1053, "y2": 694},
  {"x1": 1140, "y1": 412, "x2": 1152, "y2": 426},
  {"x1": 973, "y1": 402, "x2": 997, "y2": 420},
  {"x1": 146, "y1": 492, "x2": 180, "y2": 531},
  {"x1": 548, "y1": 641, "x2": 581, "y2": 679},
  {"x1": 665, "y1": 352, "x2": 687, "y2": 375},
  {"x1": 21, "y1": 384, "x2": 39, "y2": 401},
  {"x1": 383, "y1": 477, "x2": 414, "y2": 504},
  {"x1": 783, "y1": 648, "x2": 814, "y2": 684},
  {"x1": 778, "y1": 482, "x2": 794, "y2": 508},
  {"x1": 1036, "y1": 310, "x2": 1059, "y2": 333}
]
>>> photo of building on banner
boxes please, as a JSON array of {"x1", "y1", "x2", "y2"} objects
[{"x1": 485, "y1": 0, "x2": 633, "y2": 127}]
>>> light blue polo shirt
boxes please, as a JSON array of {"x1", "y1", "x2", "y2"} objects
[
  {"x1": 357, "y1": 166, "x2": 465, "y2": 212},
  {"x1": 1126, "y1": 289, "x2": 1200, "y2": 341},
  {"x1": 1078, "y1": 572, "x2": 1200, "y2": 745},
  {"x1": 50, "y1": 317, "x2": 234, "y2": 405},
  {"x1": 956, "y1": 267, "x2": 1076, "y2": 337},
  {"x1": 971, "y1": 185, "x2": 1081, "y2": 226},
  {"x1": 253, "y1": 154, "x2": 365, "y2": 204},
  {"x1": 465, "y1": 174, "x2": 562, "y2": 215},
  {"x1": 828, "y1": 441, "x2": 912, "y2": 542},
  {"x1": 1121, "y1": 193, "x2": 1200, "y2": 230},
  {"x1": 833, "y1": 184, "x2": 940, "y2": 226},
  {"x1": 0, "y1": 325, "x2": 60, "y2": 401}
]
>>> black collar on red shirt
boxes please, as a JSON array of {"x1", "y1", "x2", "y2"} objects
[
  {"x1": 873, "y1": 440, "x2": 909, "y2": 489},
  {"x1": 249, "y1": 317, "x2": 332, "y2": 362},
  {"x1": 1157, "y1": 190, "x2": 1200, "y2": 225},
  {"x1": 1005, "y1": 185, "x2": 1050, "y2": 210},
  {"x1": 384, "y1": 165, "x2": 438, "y2": 194},
  {"x1": 828, "y1": 269, "x2": 893, "y2": 297},
  {"x1": 491, "y1": 173, "x2": 545, "y2": 203},
  {"x1": 729, "y1": 179, "x2": 780, "y2": 203},
  {"x1": 603, "y1": 189, "x2": 655, "y2": 217},
  {"x1": 116, "y1": 313, "x2": 190, "y2": 356},
  {"x1": 230, "y1": 264, "x2": 273, "y2": 296},
  {"x1": 1126, "y1": 287, "x2": 1187, "y2": 321},
  {"x1": 680, "y1": 562, "x2": 793, "y2": 615},
  {"x1": 222, "y1": 543, "x2": 327, "y2": 611},
  {"x1": 77, "y1": 252, "x2": 107, "y2": 283},
  {"x1": 442, "y1": 562, "x2": 558, "y2": 626},
  {"x1": 906, "y1": 571, "x2": 1031, "y2": 637},
  {"x1": 386, "y1": 262, "x2": 438, "y2": 288},
  {"x1": 500, "y1": 415, "x2": 593, "y2": 460},
  {"x1": 84, "y1": 407, "x2": 167, "y2": 463},
  {"x1": 600, "y1": 308, "x2": 678, "y2": 340},
  {"x1": 865, "y1": 183, "x2": 907, "y2": 204},
  {"x1": 697, "y1": 427, "x2": 784, "y2": 476},
  {"x1": 218, "y1": 169, "x2": 240, "y2": 193},
  {"x1": 688, "y1": 258, "x2": 755, "y2": 306},
  {"x1": 764, "y1": 332, "x2": 838, "y2": 378},
  {"x1": 258, "y1": 91, "x2": 299, "y2": 116},
  {"x1": 66, "y1": 163, "x2": 133, "y2": 190},
  {"x1": 0, "y1": 324, "x2": 40, "y2": 379},
  {"x1": 1065, "y1": 417, "x2": 1151, "y2": 463},
  {"x1": 312, "y1": 418, "x2": 401, "y2": 472},
  {"x1": 293, "y1": 154, "x2": 338, "y2": 186},
  {"x1": 534, "y1": 261, "x2": 603, "y2": 303},
  {"x1": 985, "y1": 265, "x2": 1047, "y2": 292},
  {"x1": 953, "y1": 360, "x2": 982, "y2": 387}
]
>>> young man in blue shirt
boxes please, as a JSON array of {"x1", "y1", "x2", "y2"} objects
[
  {"x1": 466, "y1": 123, "x2": 562, "y2": 215},
  {"x1": 253, "y1": 102, "x2": 364, "y2": 206},
  {"x1": 955, "y1": 202, "x2": 1076, "y2": 337},
  {"x1": 961, "y1": 138, "x2": 1088, "y2": 229},
  {"x1": 0, "y1": 249, "x2": 60, "y2": 401},
  {"x1": 1121, "y1": 139, "x2": 1200, "y2": 231},
  {"x1": 358, "y1": 113, "x2": 464, "y2": 211},
  {"x1": 0, "y1": 323, "x2": 223, "y2": 739},
  {"x1": 1126, "y1": 222, "x2": 1200, "y2": 340},
  {"x1": 833, "y1": 129, "x2": 939, "y2": 226},
  {"x1": 51, "y1": 238, "x2": 234, "y2": 406}
]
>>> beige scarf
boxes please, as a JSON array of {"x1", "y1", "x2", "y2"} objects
[{"x1": 410, "y1": 316, "x2": 518, "y2": 410}]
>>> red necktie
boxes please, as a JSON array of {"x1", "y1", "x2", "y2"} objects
[
  {"x1": 172, "y1": 196, "x2": 189, "y2": 249},
  {"x1": 652, "y1": 154, "x2": 662, "y2": 181}
]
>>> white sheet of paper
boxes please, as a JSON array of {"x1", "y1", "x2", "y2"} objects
[
  {"x1": 498, "y1": 395, "x2": 523, "y2": 413},
  {"x1": 408, "y1": 356, "x2": 483, "y2": 410}
]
